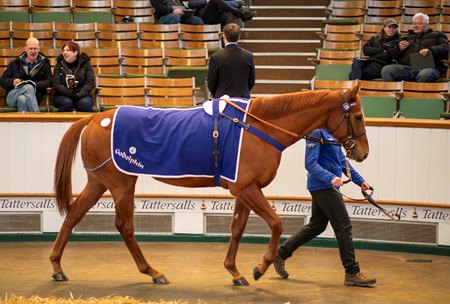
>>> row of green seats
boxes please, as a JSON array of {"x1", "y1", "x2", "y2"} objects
[{"x1": 0, "y1": 11, "x2": 113, "y2": 23}]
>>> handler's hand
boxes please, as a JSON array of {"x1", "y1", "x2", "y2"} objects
[
  {"x1": 361, "y1": 181, "x2": 371, "y2": 191},
  {"x1": 331, "y1": 177, "x2": 344, "y2": 187}
]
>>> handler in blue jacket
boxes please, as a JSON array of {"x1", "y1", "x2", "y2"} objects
[{"x1": 273, "y1": 128, "x2": 377, "y2": 287}]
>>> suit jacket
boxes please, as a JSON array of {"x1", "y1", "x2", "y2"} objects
[{"x1": 207, "y1": 43, "x2": 255, "y2": 99}]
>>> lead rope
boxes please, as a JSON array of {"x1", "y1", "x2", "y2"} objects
[
  {"x1": 222, "y1": 98, "x2": 300, "y2": 138},
  {"x1": 332, "y1": 157, "x2": 368, "y2": 201}
]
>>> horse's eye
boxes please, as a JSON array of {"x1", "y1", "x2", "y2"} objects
[{"x1": 354, "y1": 115, "x2": 363, "y2": 122}]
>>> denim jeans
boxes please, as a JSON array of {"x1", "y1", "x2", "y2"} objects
[
  {"x1": 6, "y1": 84, "x2": 40, "y2": 112},
  {"x1": 381, "y1": 64, "x2": 440, "y2": 82},
  {"x1": 159, "y1": 13, "x2": 203, "y2": 25},
  {"x1": 277, "y1": 188, "x2": 360, "y2": 275},
  {"x1": 54, "y1": 94, "x2": 94, "y2": 112}
]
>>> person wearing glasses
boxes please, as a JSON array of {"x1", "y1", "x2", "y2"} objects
[
  {"x1": 273, "y1": 128, "x2": 376, "y2": 287},
  {"x1": 381, "y1": 13, "x2": 449, "y2": 82}
]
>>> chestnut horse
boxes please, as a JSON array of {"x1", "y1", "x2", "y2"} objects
[{"x1": 50, "y1": 85, "x2": 369, "y2": 286}]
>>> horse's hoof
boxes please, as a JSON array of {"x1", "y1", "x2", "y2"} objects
[
  {"x1": 253, "y1": 267, "x2": 263, "y2": 281},
  {"x1": 52, "y1": 272, "x2": 68, "y2": 281},
  {"x1": 152, "y1": 275, "x2": 169, "y2": 284},
  {"x1": 232, "y1": 277, "x2": 249, "y2": 286}
]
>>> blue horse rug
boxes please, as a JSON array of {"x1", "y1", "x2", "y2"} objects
[{"x1": 111, "y1": 98, "x2": 251, "y2": 183}]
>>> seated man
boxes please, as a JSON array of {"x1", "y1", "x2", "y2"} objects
[
  {"x1": 151, "y1": 0, "x2": 204, "y2": 25},
  {"x1": 381, "y1": 13, "x2": 449, "y2": 82},
  {"x1": 0, "y1": 37, "x2": 52, "y2": 112},
  {"x1": 189, "y1": 0, "x2": 254, "y2": 26}
]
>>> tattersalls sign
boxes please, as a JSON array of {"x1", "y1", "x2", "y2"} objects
[
  {"x1": 0, "y1": 198, "x2": 55, "y2": 210},
  {"x1": 0, "y1": 196, "x2": 449, "y2": 224}
]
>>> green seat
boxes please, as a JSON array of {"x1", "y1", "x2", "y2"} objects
[
  {"x1": 440, "y1": 112, "x2": 450, "y2": 119},
  {"x1": 0, "y1": 107, "x2": 17, "y2": 113},
  {"x1": 400, "y1": 98, "x2": 445, "y2": 119},
  {"x1": 322, "y1": 19, "x2": 360, "y2": 25},
  {"x1": 0, "y1": 11, "x2": 30, "y2": 22},
  {"x1": 167, "y1": 66, "x2": 208, "y2": 87},
  {"x1": 32, "y1": 12, "x2": 72, "y2": 23},
  {"x1": 361, "y1": 96, "x2": 397, "y2": 118},
  {"x1": 73, "y1": 12, "x2": 113, "y2": 23},
  {"x1": 315, "y1": 64, "x2": 352, "y2": 81}
]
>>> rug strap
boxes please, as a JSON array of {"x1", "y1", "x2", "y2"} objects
[
  {"x1": 212, "y1": 99, "x2": 221, "y2": 186},
  {"x1": 220, "y1": 112, "x2": 285, "y2": 152}
]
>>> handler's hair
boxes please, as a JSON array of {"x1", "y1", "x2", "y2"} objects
[{"x1": 223, "y1": 23, "x2": 241, "y2": 43}]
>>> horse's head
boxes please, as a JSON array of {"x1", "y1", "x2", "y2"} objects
[{"x1": 326, "y1": 84, "x2": 369, "y2": 162}]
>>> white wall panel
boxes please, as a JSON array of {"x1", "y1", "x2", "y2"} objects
[
  {"x1": 429, "y1": 129, "x2": 448, "y2": 203},
  {"x1": 377, "y1": 127, "x2": 397, "y2": 200},
  {"x1": 395, "y1": 128, "x2": 414, "y2": 201},
  {"x1": 42, "y1": 123, "x2": 60, "y2": 193},
  {"x1": 8, "y1": 123, "x2": 27, "y2": 193},
  {"x1": 1, "y1": 121, "x2": 450, "y2": 206},
  {"x1": 353, "y1": 126, "x2": 378, "y2": 197},
  {"x1": 447, "y1": 131, "x2": 450, "y2": 203},
  {"x1": 0, "y1": 124, "x2": 10, "y2": 192},
  {"x1": 26, "y1": 123, "x2": 43, "y2": 192},
  {"x1": 412, "y1": 128, "x2": 430, "y2": 202}
]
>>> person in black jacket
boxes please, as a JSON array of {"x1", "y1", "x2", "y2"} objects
[
  {"x1": 381, "y1": 13, "x2": 449, "y2": 82},
  {"x1": 207, "y1": 23, "x2": 255, "y2": 99},
  {"x1": 0, "y1": 37, "x2": 52, "y2": 112},
  {"x1": 189, "y1": 0, "x2": 254, "y2": 26},
  {"x1": 52, "y1": 41, "x2": 95, "y2": 112},
  {"x1": 349, "y1": 18, "x2": 400, "y2": 80},
  {"x1": 150, "y1": 0, "x2": 204, "y2": 25}
]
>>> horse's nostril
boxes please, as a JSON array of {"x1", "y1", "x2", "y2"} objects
[{"x1": 363, "y1": 153, "x2": 368, "y2": 160}]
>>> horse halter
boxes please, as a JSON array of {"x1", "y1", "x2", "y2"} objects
[{"x1": 328, "y1": 90, "x2": 366, "y2": 156}]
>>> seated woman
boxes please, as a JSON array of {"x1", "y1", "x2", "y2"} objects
[
  {"x1": 349, "y1": 18, "x2": 400, "y2": 80},
  {"x1": 53, "y1": 41, "x2": 95, "y2": 112}
]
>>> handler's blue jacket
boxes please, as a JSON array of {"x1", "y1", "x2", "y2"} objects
[{"x1": 305, "y1": 129, "x2": 365, "y2": 192}]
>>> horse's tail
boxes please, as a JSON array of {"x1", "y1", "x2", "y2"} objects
[{"x1": 54, "y1": 116, "x2": 94, "y2": 216}]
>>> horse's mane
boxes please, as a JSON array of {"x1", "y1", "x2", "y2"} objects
[{"x1": 250, "y1": 90, "x2": 332, "y2": 118}]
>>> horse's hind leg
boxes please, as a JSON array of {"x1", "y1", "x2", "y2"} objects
[
  {"x1": 224, "y1": 200, "x2": 251, "y2": 286},
  {"x1": 111, "y1": 187, "x2": 169, "y2": 284},
  {"x1": 50, "y1": 177, "x2": 106, "y2": 281}
]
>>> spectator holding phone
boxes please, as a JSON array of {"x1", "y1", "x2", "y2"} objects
[
  {"x1": 53, "y1": 41, "x2": 95, "y2": 112},
  {"x1": 381, "y1": 13, "x2": 449, "y2": 82}
]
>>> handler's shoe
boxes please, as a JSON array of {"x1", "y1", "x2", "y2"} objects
[
  {"x1": 273, "y1": 253, "x2": 289, "y2": 279},
  {"x1": 344, "y1": 272, "x2": 376, "y2": 287}
]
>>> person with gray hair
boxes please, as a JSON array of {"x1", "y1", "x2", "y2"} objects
[{"x1": 381, "y1": 13, "x2": 449, "y2": 82}]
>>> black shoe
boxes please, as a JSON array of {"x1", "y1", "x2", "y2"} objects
[
  {"x1": 273, "y1": 253, "x2": 289, "y2": 279},
  {"x1": 240, "y1": 11, "x2": 255, "y2": 22}
]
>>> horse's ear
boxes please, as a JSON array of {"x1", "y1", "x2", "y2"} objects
[{"x1": 347, "y1": 81, "x2": 363, "y2": 100}]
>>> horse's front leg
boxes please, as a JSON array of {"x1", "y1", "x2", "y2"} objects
[
  {"x1": 113, "y1": 189, "x2": 169, "y2": 284},
  {"x1": 50, "y1": 178, "x2": 106, "y2": 281},
  {"x1": 237, "y1": 182, "x2": 283, "y2": 281},
  {"x1": 224, "y1": 199, "x2": 250, "y2": 286}
]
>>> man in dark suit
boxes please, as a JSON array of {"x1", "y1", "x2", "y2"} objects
[{"x1": 207, "y1": 23, "x2": 255, "y2": 99}]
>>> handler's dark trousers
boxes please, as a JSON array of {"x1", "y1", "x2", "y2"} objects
[{"x1": 277, "y1": 188, "x2": 360, "y2": 275}]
